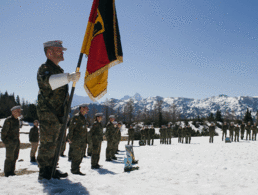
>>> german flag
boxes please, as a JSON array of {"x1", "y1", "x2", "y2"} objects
[{"x1": 81, "y1": 0, "x2": 123, "y2": 101}]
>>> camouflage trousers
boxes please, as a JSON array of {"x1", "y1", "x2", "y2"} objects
[
  {"x1": 222, "y1": 131, "x2": 227, "y2": 141},
  {"x1": 37, "y1": 111, "x2": 61, "y2": 168},
  {"x1": 230, "y1": 131, "x2": 234, "y2": 141},
  {"x1": 240, "y1": 130, "x2": 245, "y2": 140},
  {"x1": 234, "y1": 133, "x2": 239, "y2": 142},
  {"x1": 146, "y1": 136, "x2": 151, "y2": 145},
  {"x1": 209, "y1": 133, "x2": 214, "y2": 143},
  {"x1": 91, "y1": 141, "x2": 102, "y2": 166},
  {"x1": 30, "y1": 142, "x2": 39, "y2": 157},
  {"x1": 87, "y1": 141, "x2": 92, "y2": 155},
  {"x1": 70, "y1": 142, "x2": 86, "y2": 173},
  {"x1": 128, "y1": 135, "x2": 134, "y2": 145},
  {"x1": 106, "y1": 140, "x2": 116, "y2": 159},
  {"x1": 252, "y1": 132, "x2": 257, "y2": 141},
  {"x1": 4, "y1": 142, "x2": 20, "y2": 175},
  {"x1": 246, "y1": 131, "x2": 251, "y2": 140}
]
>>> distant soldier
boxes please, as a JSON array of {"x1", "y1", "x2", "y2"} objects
[
  {"x1": 186, "y1": 124, "x2": 192, "y2": 144},
  {"x1": 1, "y1": 106, "x2": 22, "y2": 177},
  {"x1": 251, "y1": 123, "x2": 257, "y2": 141},
  {"x1": 164, "y1": 126, "x2": 168, "y2": 144},
  {"x1": 145, "y1": 126, "x2": 151, "y2": 145},
  {"x1": 167, "y1": 123, "x2": 172, "y2": 144},
  {"x1": 105, "y1": 115, "x2": 117, "y2": 161},
  {"x1": 115, "y1": 121, "x2": 122, "y2": 152},
  {"x1": 128, "y1": 125, "x2": 135, "y2": 145},
  {"x1": 240, "y1": 122, "x2": 245, "y2": 140},
  {"x1": 159, "y1": 126, "x2": 163, "y2": 144},
  {"x1": 149, "y1": 125, "x2": 155, "y2": 145},
  {"x1": 246, "y1": 122, "x2": 251, "y2": 140},
  {"x1": 68, "y1": 104, "x2": 88, "y2": 175},
  {"x1": 234, "y1": 124, "x2": 240, "y2": 142},
  {"x1": 182, "y1": 126, "x2": 187, "y2": 144},
  {"x1": 141, "y1": 126, "x2": 146, "y2": 145},
  {"x1": 178, "y1": 126, "x2": 182, "y2": 143},
  {"x1": 90, "y1": 113, "x2": 104, "y2": 169},
  {"x1": 229, "y1": 122, "x2": 235, "y2": 142},
  {"x1": 221, "y1": 122, "x2": 228, "y2": 141},
  {"x1": 209, "y1": 123, "x2": 215, "y2": 143},
  {"x1": 29, "y1": 120, "x2": 39, "y2": 162}
]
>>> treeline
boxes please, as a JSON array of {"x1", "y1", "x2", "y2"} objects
[{"x1": 0, "y1": 91, "x2": 38, "y2": 122}]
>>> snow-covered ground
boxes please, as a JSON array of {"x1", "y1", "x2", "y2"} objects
[{"x1": 1, "y1": 122, "x2": 258, "y2": 195}]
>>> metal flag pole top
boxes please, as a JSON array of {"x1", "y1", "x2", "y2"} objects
[{"x1": 51, "y1": 53, "x2": 84, "y2": 179}]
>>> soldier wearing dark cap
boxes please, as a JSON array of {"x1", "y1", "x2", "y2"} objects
[
  {"x1": 128, "y1": 125, "x2": 135, "y2": 145},
  {"x1": 251, "y1": 123, "x2": 257, "y2": 141},
  {"x1": 29, "y1": 120, "x2": 39, "y2": 162},
  {"x1": 234, "y1": 124, "x2": 240, "y2": 142},
  {"x1": 240, "y1": 121, "x2": 245, "y2": 140},
  {"x1": 68, "y1": 104, "x2": 88, "y2": 175},
  {"x1": 222, "y1": 122, "x2": 228, "y2": 141},
  {"x1": 229, "y1": 122, "x2": 235, "y2": 142},
  {"x1": 90, "y1": 113, "x2": 103, "y2": 169},
  {"x1": 209, "y1": 123, "x2": 215, "y2": 143},
  {"x1": 37, "y1": 40, "x2": 80, "y2": 180},
  {"x1": 1, "y1": 106, "x2": 22, "y2": 177},
  {"x1": 105, "y1": 115, "x2": 117, "y2": 161},
  {"x1": 246, "y1": 122, "x2": 251, "y2": 140}
]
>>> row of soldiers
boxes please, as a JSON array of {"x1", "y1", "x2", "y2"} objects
[{"x1": 140, "y1": 125, "x2": 155, "y2": 145}]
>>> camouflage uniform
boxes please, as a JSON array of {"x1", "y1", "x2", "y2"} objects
[
  {"x1": 87, "y1": 129, "x2": 92, "y2": 156},
  {"x1": 221, "y1": 124, "x2": 228, "y2": 141},
  {"x1": 145, "y1": 127, "x2": 150, "y2": 145},
  {"x1": 141, "y1": 128, "x2": 146, "y2": 145},
  {"x1": 182, "y1": 127, "x2": 187, "y2": 143},
  {"x1": 105, "y1": 121, "x2": 116, "y2": 160},
  {"x1": 37, "y1": 59, "x2": 69, "y2": 169},
  {"x1": 128, "y1": 127, "x2": 134, "y2": 145},
  {"x1": 69, "y1": 112, "x2": 87, "y2": 174},
  {"x1": 240, "y1": 123, "x2": 245, "y2": 140},
  {"x1": 178, "y1": 127, "x2": 182, "y2": 143},
  {"x1": 1, "y1": 115, "x2": 20, "y2": 176},
  {"x1": 229, "y1": 125, "x2": 234, "y2": 142},
  {"x1": 246, "y1": 123, "x2": 251, "y2": 140},
  {"x1": 234, "y1": 126, "x2": 240, "y2": 142},
  {"x1": 90, "y1": 120, "x2": 103, "y2": 167},
  {"x1": 164, "y1": 127, "x2": 168, "y2": 144},
  {"x1": 60, "y1": 128, "x2": 67, "y2": 156},
  {"x1": 114, "y1": 126, "x2": 121, "y2": 152},
  {"x1": 251, "y1": 124, "x2": 257, "y2": 141},
  {"x1": 187, "y1": 126, "x2": 192, "y2": 144},
  {"x1": 149, "y1": 127, "x2": 155, "y2": 145},
  {"x1": 29, "y1": 125, "x2": 39, "y2": 161},
  {"x1": 209, "y1": 125, "x2": 215, "y2": 143}
]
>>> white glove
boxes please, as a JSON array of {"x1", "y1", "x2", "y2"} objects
[{"x1": 68, "y1": 72, "x2": 80, "y2": 83}]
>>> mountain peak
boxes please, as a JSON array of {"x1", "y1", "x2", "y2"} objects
[{"x1": 133, "y1": 93, "x2": 142, "y2": 101}]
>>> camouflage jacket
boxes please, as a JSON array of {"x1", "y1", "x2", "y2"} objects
[
  {"x1": 229, "y1": 126, "x2": 234, "y2": 132},
  {"x1": 128, "y1": 128, "x2": 134, "y2": 136},
  {"x1": 37, "y1": 59, "x2": 69, "y2": 117},
  {"x1": 145, "y1": 128, "x2": 150, "y2": 137},
  {"x1": 1, "y1": 115, "x2": 20, "y2": 144},
  {"x1": 187, "y1": 127, "x2": 192, "y2": 136},
  {"x1": 222, "y1": 125, "x2": 228, "y2": 132},
  {"x1": 246, "y1": 124, "x2": 251, "y2": 132},
  {"x1": 69, "y1": 112, "x2": 87, "y2": 143},
  {"x1": 149, "y1": 128, "x2": 155, "y2": 136},
  {"x1": 234, "y1": 126, "x2": 240, "y2": 134},
  {"x1": 114, "y1": 127, "x2": 121, "y2": 141},
  {"x1": 105, "y1": 122, "x2": 116, "y2": 142},
  {"x1": 167, "y1": 127, "x2": 172, "y2": 136},
  {"x1": 90, "y1": 121, "x2": 103, "y2": 143},
  {"x1": 209, "y1": 126, "x2": 215, "y2": 133},
  {"x1": 177, "y1": 128, "x2": 182, "y2": 136},
  {"x1": 251, "y1": 125, "x2": 257, "y2": 133},
  {"x1": 29, "y1": 126, "x2": 39, "y2": 142}
]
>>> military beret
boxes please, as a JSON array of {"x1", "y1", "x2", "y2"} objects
[
  {"x1": 11, "y1": 105, "x2": 22, "y2": 111},
  {"x1": 109, "y1": 115, "x2": 115, "y2": 118},
  {"x1": 43, "y1": 40, "x2": 67, "y2": 51},
  {"x1": 95, "y1": 113, "x2": 103, "y2": 117}
]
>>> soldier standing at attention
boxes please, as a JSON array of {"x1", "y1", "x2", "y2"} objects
[
  {"x1": 187, "y1": 124, "x2": 192, "y2": 144},
  {"x1": 240, "y1": 121, "x2": 245, "y2": 140},
  {"x1": 68, "y1": 104, "x2": 88, "y2": 175},
  {"x1": 159, "y1": 126, "x2": 163, "y2": 144},
  {"x1": 229, "y1": 122, "x2": 235, "y2": 142},
  {"x1": 234, "y1": 124, "x2": 240, "y2": 142},
  {"x1": 29, "y1": 120, "x2": 39, "y2": 162},
  {"x1": 105, "y1": 115, "x2": 116, "y2": 161},
  {"x1": 141, "y1": 126, "x2": 146, "y2": 145},
  {"x1": 37, "y1": 40, "x2": 80, "y2": 180},
  {"x1": 178, "y1": 126, "x2": 182, "y2": 143},
  {"x1": 115, "y1": 121, "x2": 122, "y2": 153},
  {"x1": 167, "y1": 123, "x2": 172, "y2": 144},
  {"x1": 1, "y1": 106, "x2": 22, "y2": 177},
  {"x1": 182, "y1": 126, "x2": 187, "y2": 144},
  {"x1": 209, "y1": 123, "x2": 215, "y2": 143},
  {"x1": 87, "y1": 126, "x2": 92, "y2": 156},
  {"x1": 222, "y1": 122, "x2": 228, "y2": 141},
  {"x1": 246, "y1": 121, "x2": 251, "y2": 140},
  {"x1": 150, "y1": 125, "x2": 155, "y2": 145},
  {"x1": 128, "y1": 125, "x2": 135, "y2": 145},
  {"x1": 251, "y1": 123, "x2": 257, "y2": 141},
  {"x1": 145, "y1": 125, "x2": 150, "y2": 145},
  {"x1": 90, "y1": 113, "x2": 103, "y2": 169}
]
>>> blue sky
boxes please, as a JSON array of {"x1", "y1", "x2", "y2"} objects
[{"x1": 1, "y1": 0, "x2": 258, "y2": 103}]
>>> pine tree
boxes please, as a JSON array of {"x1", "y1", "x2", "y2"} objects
[{"x1": 215, "y1": 110, "x2": 223, "y2": 122}]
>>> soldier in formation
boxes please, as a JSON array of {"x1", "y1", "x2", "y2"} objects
[
  {"x1": 246, "y1": 121, "x2": 251, "y2": 140},
  {"x1": 115, "y1": 121, "x2": 122, "y2": 152},
  {"x1": 105, "y1": 115, "x2": 117, "y2": 161},
  {"x1": 240, "y1": 122, "x2": 245, "y2": 140},
  {"x1": 141, "y1": 126, "x2": 146, "y2": 145},
  {"x1": 229, "y1": 122, "x2": 235, "y2": 142},
  {"x1": 178, "y1": 126, "x2": 182, "y2": 143},
  {"x1": 234, "y1": 124, "x2": 240, "y2": 142},
  {"x1": 37, "y1": 40, "x2": 80, "y2": 180},
  {"x1": 182, "y1": 126, "x2": 187, "y2": 144},
  {"x1": 29, "y1": 120, "x2": 39, "y2": 162},
  {"x1": 68, "y1": 104, "x2": 89, "y2": 175},
  {"x1": 186, "y1": 124, "x2": 192, "y2": 144},
  {"x1": 251, "y1": 123, "x2": 257, "y2": 141},
  {"x1": 167, "y1": 123, "x2": 172, "y2": 144},
  {"x1": 128, "y1": 125, "x2": 135, "y2": 145},
  {"x1": 90, "y1": 113, "x2": 104, "y2": 169},
  {"x1": 209, "y1": 122, "x2": 215, "y2": 143},
  {"x1": 1, "y1": 106, "x2": 22, "y2": 177},
  {"x1": 222, "y1": 122, "x2": 228, "y2": 141},
  {"x1": 87, "y1": 126, "x2": 92, "y2": 156},
  {"x1": 149, "y1": 125, "x2": 155, "y2": 145}
]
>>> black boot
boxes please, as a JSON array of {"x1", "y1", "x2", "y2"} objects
[
  {"x1": 30, "y1": 157, "x2": 36, "y2": 162},
  {"x1": 54, "y1": 169, "x2": 68, "y2": 178},
  {"x1": 112, "y1": 156, "x2": 117, "y2": 160},
  {"x1": 38, "y1": 167, "x2": 51, "y2": 180},
  {"x1": 72, "y1": 170, "x2": 86, "y2": 176}
]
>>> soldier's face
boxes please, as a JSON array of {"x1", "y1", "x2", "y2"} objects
[
  {"x1": 12, "y1": 109, "x2": 21, "y2": 119},
  {"x1": 80, "y1": 107, "x2": 89, "y2": 115},
  {"x1": 110, "y1": 118, "x2": 115, "y2": 123},
  {"x1": 49, "y1": 47, "x2": 64, "y2": 62}
]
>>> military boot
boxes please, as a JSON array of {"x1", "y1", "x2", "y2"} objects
[
  {"x1": 30, "y1": 156, "x2": 36, "y2": 162},
  {"x1": 112, "y1": 156, "x2": 117, "y2": 160},
  {"x1": 38, "y1": 167, "x2": 51, "y2": 180}
]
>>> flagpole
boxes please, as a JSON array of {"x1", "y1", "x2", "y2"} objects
[{"x1": 51, "y1": 53, "x2": 84, "y2": 179}]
